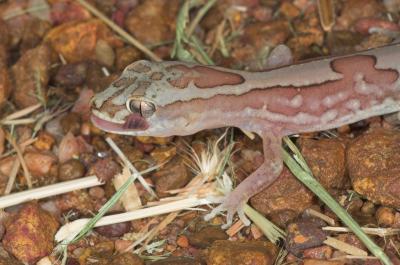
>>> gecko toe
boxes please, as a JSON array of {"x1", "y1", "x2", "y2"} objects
[{"x1": 204, "y1": 193, "x2": 251, "y2": 229}]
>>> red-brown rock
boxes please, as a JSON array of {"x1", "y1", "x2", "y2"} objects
[{"x1": 3, "y1": 202, "x2": 59, "y2": 264}]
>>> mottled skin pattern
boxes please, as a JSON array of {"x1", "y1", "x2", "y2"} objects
[{"x1": 91, "y1": 43, "x2": 400, "y2": 226}]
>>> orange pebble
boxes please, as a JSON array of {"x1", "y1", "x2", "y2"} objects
[{"x1": 176, "y1": 235, "x2": 189, "y2": 248}]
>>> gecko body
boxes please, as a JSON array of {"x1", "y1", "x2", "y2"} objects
[{"x1": 91, "y1": 43, "x2": 400, "y2": 226}]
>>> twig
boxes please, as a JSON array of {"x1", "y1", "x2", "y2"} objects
[
  {"x1": 226, "y1": 220, "x2": 245, "y2": 237},
  {"x1": 0, "y1": 176, "x2": 102, "y2": 208},
  {"x1": 76, "y1": 0, "x2": 162, "y2": 62}
]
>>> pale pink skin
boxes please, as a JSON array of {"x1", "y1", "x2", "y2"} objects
[{"x1": 91, "y1": 43, "x2": 400, "y2": 226}]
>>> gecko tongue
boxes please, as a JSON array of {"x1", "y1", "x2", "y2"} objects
[
  {"x1": 123, "y1": 113, "x2": 149, "y2": 130},
  {"x1": 90, "y1": 113, "x2": 149, "y2": 132}
]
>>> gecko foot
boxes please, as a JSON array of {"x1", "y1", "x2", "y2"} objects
[{"x1": 204, "y1": 190, "x2": 251, "y2": 229}]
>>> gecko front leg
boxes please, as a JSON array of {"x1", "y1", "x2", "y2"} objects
[{"x1": 205, "y1": 131, "x2": 283, "y2": 228}]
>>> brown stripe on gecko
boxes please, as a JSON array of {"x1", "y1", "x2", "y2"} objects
[
  {"x1": 166, "y1": 65, "x2": 245, "y2": 89},
  {"x1": 330, "y1": 55, "x2": 399, "y2": 85}
]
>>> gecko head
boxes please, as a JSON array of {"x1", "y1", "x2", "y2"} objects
[
  {"x1": 91, "y1": 59, "x2": 246, "y2": 136},
  {"x1": 90, "y1": 60, "x2": 197, "y2": 137}
]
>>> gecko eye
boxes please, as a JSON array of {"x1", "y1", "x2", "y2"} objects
[{"x1": 126, "y1": 97, "x2": 156, "y2": 118}]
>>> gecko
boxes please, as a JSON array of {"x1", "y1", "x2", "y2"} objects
[{"x1": 91, "y1": 43, "x2": 400, "y2": 226}]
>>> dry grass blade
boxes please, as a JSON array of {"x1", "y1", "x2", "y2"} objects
[
  {"x1": 323, "y1": 226, "x2": 400, "y2": 237},
  {"x1": 76, "y1": 0, "x2": 162, "y2": 62},
  {"x1": 186, "y1": 0, "x2": 218, "y2": 37},
  {"x1": 4, "y1": 159, "x2": 21, "y2": 195},
  {"x1": 1, "y1": 118, "x2": 37, "y2": 125},
  {"x1": 0, "y1": 138, "x2": 37, "y2": 159},
  {"x1": 317, "y1": 0, "x2": 336, "y2": 31},
  {"x1": 305, "y1": 208, "x2": 336, "y2": 226},
  {"x1": 324, "y1": 236, "x2": 368, "y2": 256},
  {"x1": 136, "y1": 212, "x2": 179, "y2": 254},
  {"x1": 1, "y1": 103, "x2": 41, "y2": 122},
  {"x1": 6, "y1": 134, "x2": 33, "y2": 188},
  {"x1": 106, "y1": 137, "x2": 157, "y2": 198},
  {"x1": 113, "y1": 166, "x2": 142, "y2": 211},
  {"x1": 55, "y1": 197, "x2": 220, "y2": 242},
  {"x1": 0, "y1": 176, "x2": 102, "y2": 208}
]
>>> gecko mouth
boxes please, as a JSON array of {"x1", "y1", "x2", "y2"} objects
[{"x1": 91, "y1": 113, "x2": 149, "y2": 132}]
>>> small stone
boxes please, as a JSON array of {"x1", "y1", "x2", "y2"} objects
[
  {"x1": 376, "y1": 206, "x2": 395, "y2": 227},
  {"x1": 119, "y1": 142, "x2": 144, "y2": 162},
  {"x1": 280, "y1": 1, "x2": 300, "y2": 18},
  {"x1": 250, "y1": 167, "x2": 314, "y2": 227},
  {"x1": 298, "y1": 137, "x2": 348, "y2": 189},
  {"x1": 11, "y1": 44, "x2": 56, "y2": 108},
  {"x1": 56, "y1": 190, "x2": 95, "y2": 215},
  {"x1": 3, "y1": 202, "x2": 59, "y2": 264},
  {"x1": 33, "y1": 131, "x2": 56, "y2": 151},
  {"x1": 24, "y1": 151, "x2": 57, "y2": 179},
  {"x1": 230, "y1": 20, "x2": 290, "y2": 70},
  {"x1": 125, "y1": 0, "x2": 180, "y2": 45},
  {"x1": 58, "y1": 132, "x2": 92, "y2": 163},
  {"x1": 90, "y1": 157, "x2": 121, "y2": 182},
  {"x1": 347, "y1": 128, "x2": 400, "y2": 208},
  {"x1": 54, "y1": 63, "x2": 88, "y2": 88},
  {"x1": 150, "y1": 146, "x2": 176, "y2": 164},
  {"x1": 188, "y1": 226, "x2": 228, "y2": 248},
  {"x1": 95, "y1": 221, "x2": 131, "y2": 238},
  {"x1": 303, "y1": 245, "x2": 333, "y2": 259},
  {"x1": 286, "y1": 218, "x2": 328, "y2": 256},
  {"x1": 95, "y1": 39, "x2": 115, "y2": 67},
  {"x1": 115, "y1": 46, "x2": 142, "y2": 71},
  {"x1": 176, "y1": 235, "x2": 189, "y2": 248},
  {"x1": 153, "y1": 157, "x2": 190, "y2": 197},
  {"x1": 60, "y1": 112, "x2": 81, "y2": 135},
  {"x1": 335, "y1": 0, "x2": 385, "y2": 29},
  {"x1": 114, "y1": 239, "x2": 132, "y2": 253},
  {"x1": 207, "y1": 240, "x2": 278, "y2": 265},
  {"x1": 58, "y1": 159, "x2": 85, "y2": 181},
  {"x1": 360, "y1": 201, "x2": 376, "y2": 215},
  {"x1": 287, "y1": 12, "x2": 324, "y2": 60},
  {"x1": 92, "y1": 135, "x2": 109, "y2": 153},
  {"x1": 44, "y1": 19, "x2": 123, "y2": 63},
  {"x1": 89, "y1": 187, "x2": 105, "y2": 199}
]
